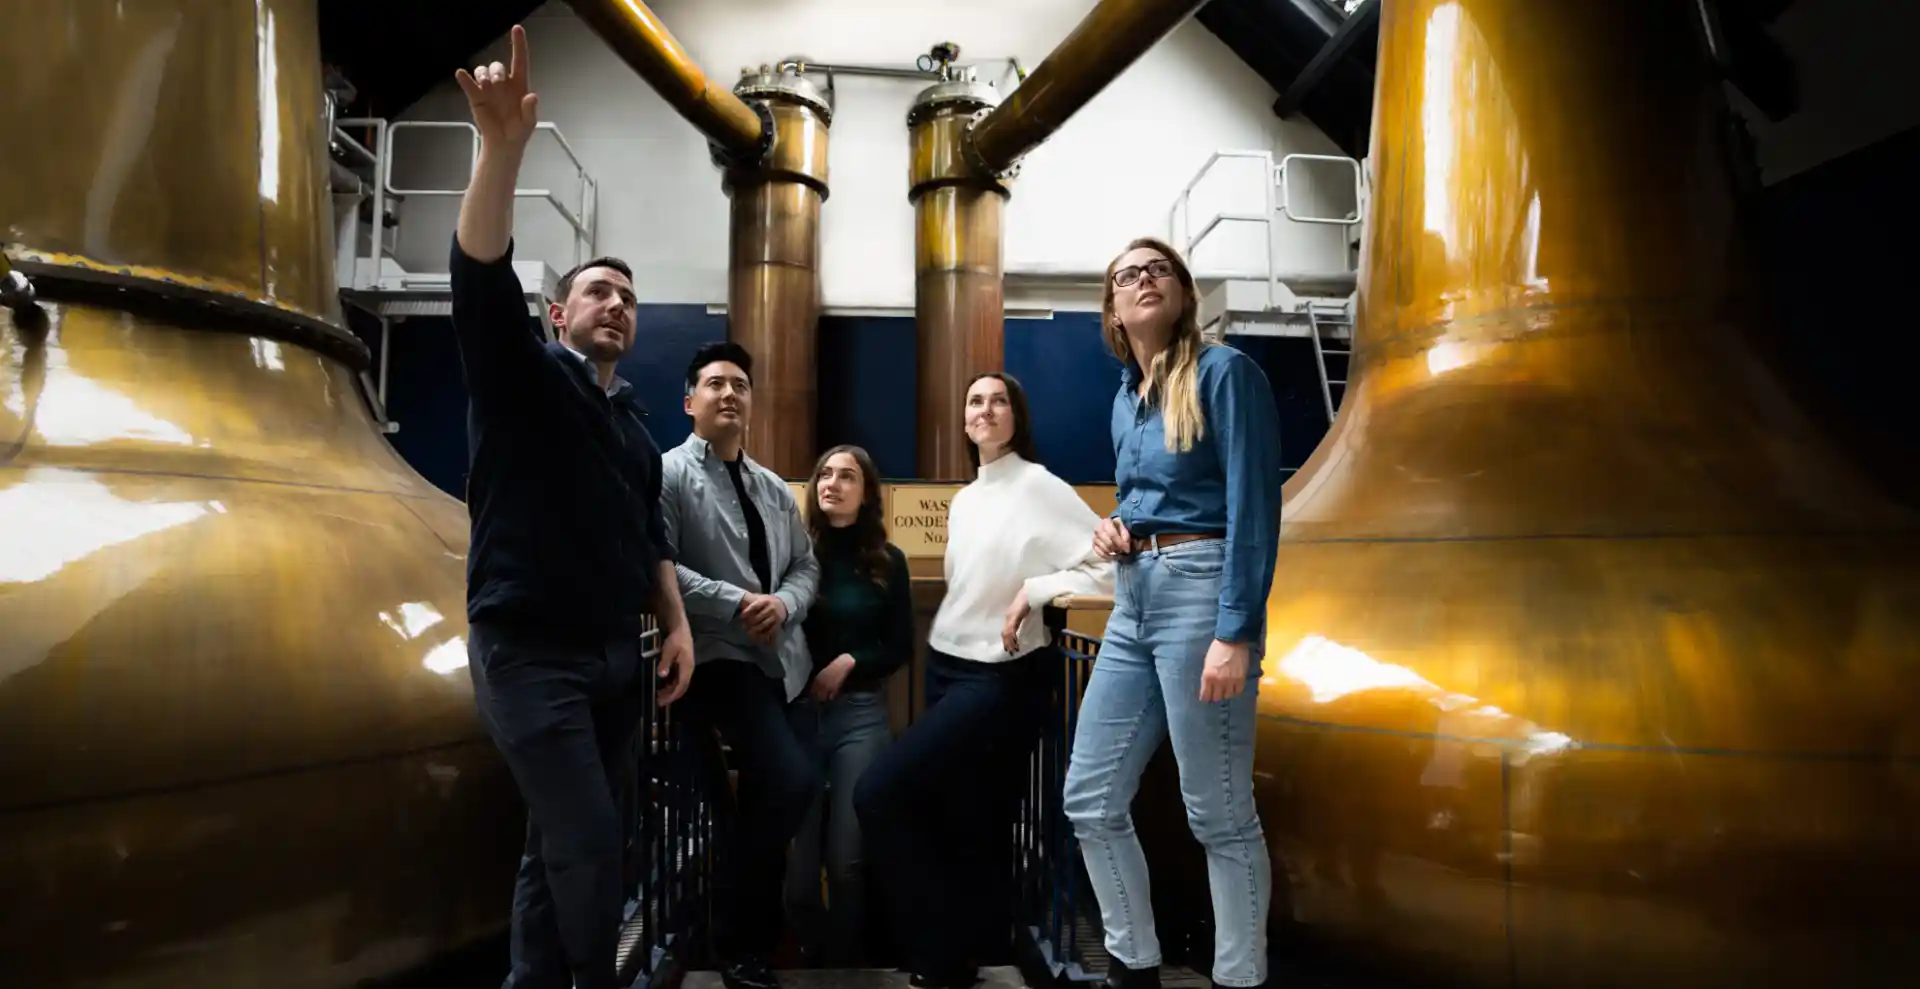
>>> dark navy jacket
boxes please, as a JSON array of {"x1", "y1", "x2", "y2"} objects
[{"x1": 448, "y1": 235, "x2": 669, "y2": 639}]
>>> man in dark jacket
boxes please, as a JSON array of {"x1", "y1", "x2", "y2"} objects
[{"x1": 447, "y1": 24, "x2": 695, "y2": 989}]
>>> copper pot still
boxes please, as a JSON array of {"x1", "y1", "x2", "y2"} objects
[
  {"x1": 1185, "y1": 1, "x2": 1920, "y2": 986},
  {"x1": 0, "y1": 1, "x2": 519, "y2": 986}
]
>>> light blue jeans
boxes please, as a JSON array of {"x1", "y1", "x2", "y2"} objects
[
  {"x1": 1062, "y1": 538, "x2": 1270, "y2": 987},
  {"x1": 784, "y1": 689, "x2": 893, "y2": 966}
]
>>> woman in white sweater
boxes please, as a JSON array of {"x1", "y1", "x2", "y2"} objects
[{"x1": 854, "y1": 371, "x2": 1114, "y2": 989}]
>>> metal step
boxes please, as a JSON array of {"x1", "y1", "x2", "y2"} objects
[{"x1": 681, "y1": 968, "x2": 1029, "y2": 988}]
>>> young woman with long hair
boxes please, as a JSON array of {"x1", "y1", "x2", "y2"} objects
[
  {"x1": 1067, "y1": 237, "x2": 1286, "y2": 989},
  {"x1": 784, "y1": 444, "x2": 911, "y2": 967},
  {"x1": 855, "y1": 372, "x2": 1114, "y2": 989}
]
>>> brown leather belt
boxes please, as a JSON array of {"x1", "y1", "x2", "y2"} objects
[{"x1": 1127, "y1": 531, "x2": 1225, "y2": 555}]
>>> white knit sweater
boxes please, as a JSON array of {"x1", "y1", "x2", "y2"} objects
[{"x1": 927, "y1": 453, "x2": 1115, "y2": 662}]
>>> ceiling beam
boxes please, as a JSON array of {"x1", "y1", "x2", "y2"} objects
[{"x1": 1272, "y1": 0, "x2": 1378, "y2": 118}]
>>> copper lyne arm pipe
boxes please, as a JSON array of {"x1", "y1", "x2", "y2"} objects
[
  {"x1": 967, "y1": 0, "x2": 1208, "y2": 173},
  {"x1": 563, "y1": 0, "x2": 767, "y2": 158}
]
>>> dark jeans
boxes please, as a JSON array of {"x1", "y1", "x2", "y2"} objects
[
  {"x1": 679, "y1": 659, "x2": 822, "y2": 961},
  {"x1": 785, "y1": 689, "x2": 894, "y2": 966},
  {"x1": 468, "y1": 622, "x2": 646, "y2": 989},
  {"x1": 854, "y1": 648, "x2": 1056, "y2": 980}
]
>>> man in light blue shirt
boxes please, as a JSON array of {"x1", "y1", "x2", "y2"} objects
[{"x1": 659, "y1": 340, "x2": 820, "y2": 989}]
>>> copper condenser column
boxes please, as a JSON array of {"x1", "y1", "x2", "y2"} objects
[
  {"x1": 908, "y1": 76, "x2": 1009, "y2": 481},
  {"x1": 725, "y1": 68, "x2": 831, "y2": 479}
]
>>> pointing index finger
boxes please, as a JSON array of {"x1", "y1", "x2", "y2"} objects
[{"x1": 509, "y1": 24, "x2": 530, "y2": 83}]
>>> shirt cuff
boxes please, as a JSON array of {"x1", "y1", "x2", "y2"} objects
[
  {"x1": 775, "y1": 588, "x2": 805, "y2": 624},
  {"x1": 1214, "y1": 604, "x2": 1261, "y2": 645}
]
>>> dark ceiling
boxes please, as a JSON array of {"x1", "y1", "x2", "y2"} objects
[
  {"x1": 317, "y1": 0, "x2": 1381, "y2": 154},
  {"x1": 318, "y1": 0, "x2": 1795, "y2": 166}
]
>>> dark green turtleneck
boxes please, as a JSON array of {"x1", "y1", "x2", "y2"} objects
[{"x1": 803, "y1": 523, "x2": 914, "y2": 694}]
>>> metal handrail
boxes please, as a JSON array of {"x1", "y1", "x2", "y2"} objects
[
  {"x1": 381, "y1": 120, "x2": 599, "y2": 270},
  {"x1": 1167, "y1": 149, "x2": 1278, "y2": 312},
  {"x1": 1277, "y1": 152, "x2": 1365, "y2": 225},
  {"x1": 617, "y1": 615, "x2": 717, "y2": 987},
  {"x1": 1164, "y1": 148, "x2": 1369, "y2": 333},
  {"x1": 1016, "y1": 595, "x2": 1116, "y2": 984}
]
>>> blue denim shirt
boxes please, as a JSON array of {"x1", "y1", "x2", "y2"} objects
[{"x1": 1113, "y1": 344, "x2": 1284, "y2": 644}]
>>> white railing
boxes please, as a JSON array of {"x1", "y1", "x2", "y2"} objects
[
  {"x1": 1168, "y1": 149, "x2": 1282, "y2": 310},
  {"x1": 332, "y1": 117, "x2": 598, "y2": 292},
  {"x1": 1166, "y1": 149, "x2": 1365, "y2": 320},
  {"x1": 329, "y1": 117, "x2": 598, "y2": 434}
]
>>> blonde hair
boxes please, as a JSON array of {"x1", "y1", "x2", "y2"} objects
[{"x1": 1101, "y1": 237, "x2": 1208, "y2": 453}]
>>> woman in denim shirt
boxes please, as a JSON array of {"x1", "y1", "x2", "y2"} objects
[{"x1": 1064, "y1": 237, "x2": 1285, "y2": 989}]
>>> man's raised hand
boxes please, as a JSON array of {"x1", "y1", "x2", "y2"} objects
[{"x1": 455, "y1": 24, "x2": 538, "y2": 150}]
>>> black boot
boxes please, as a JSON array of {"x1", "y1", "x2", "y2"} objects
[{"x1": 1103, "y1": 953, "x2": 1160, "y2": 989}]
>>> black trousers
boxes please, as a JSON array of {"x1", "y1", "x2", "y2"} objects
[
  {"x1": 468, "y1": 621, "x2": 646, "y2": 989},
  {"x1": 679, "y1": 659, "x2": 822, "y2": 961},
  {"x1": 854, "y1": 647, "x2": 1056, "y2": 980}
]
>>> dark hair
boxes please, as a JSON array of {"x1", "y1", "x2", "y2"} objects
[
  {"x1": 685, "y1": 341, "x2": 755, "y2": 394},
  {"x1": 556, "y1": 256, "x2": 634, "y2": 301},
  {"x1": 803, "y1": 445, "x2": 893, "y2": 589},
  {"x1": 963, "y1": 371, "x2": 1041, "y2": 469}
]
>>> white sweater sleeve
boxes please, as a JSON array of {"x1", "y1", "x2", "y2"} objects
[{"x1": 1020, "y1": 471, "x2": 1116, "y2": 608}]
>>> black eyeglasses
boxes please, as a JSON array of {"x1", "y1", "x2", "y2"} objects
[{"x1": 1112, "y1": 258, "x2": 1175, "y2": 288}]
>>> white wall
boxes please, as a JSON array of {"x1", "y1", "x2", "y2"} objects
[{"x1": 388, "y1": 0, "x2": 1354, "y2": 313}]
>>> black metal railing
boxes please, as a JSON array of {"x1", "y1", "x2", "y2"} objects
[
  {"x1": 616, "y1": 599, "x2": 1114, "y2": 988},
  {"x1": 1015, "y1": 596, "x2": 1114, "y2": 986},
  {"x1": 616, "y1": 618, "x2": 719, "y2": 989}
]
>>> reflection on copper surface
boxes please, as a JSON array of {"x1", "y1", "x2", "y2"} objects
[
  {"x1": 5, "y1": 369, "x2": 198, "y2": 448},
  {"x1": 1130, "y1": 1, "x2": 1920, "y2": 986},
  {"x1": 0, "y1": 467, "x2": 213, "y2": 588},
  {"x1": 0, "y1": 2, "x2": 514, "y2": 984}
]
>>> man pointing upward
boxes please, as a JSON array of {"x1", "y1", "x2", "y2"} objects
[{"x1": 449, "y1": 24, "x2": 695, "y2": 989}]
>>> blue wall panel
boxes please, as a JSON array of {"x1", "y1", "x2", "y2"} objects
[
  {"x1": 1230, "y1": 335, "x2": 1336, "y2": 477},
  {"x1": 612, "y1": 304, "x2": 729, "y2": 454},
  {"x1": 371, "y1": 305, "x2": 725, "y2": 500},
  {"x1": 380, "y1": 315, "x2": 470, "y2": 499},
  {"x1": 1006, "y1": 312, "x2": 1126, "y2": 484},
  {"x1": 370, "y1": 307, "x2": 1331, "y2": 496},
  {"x1": 817, "y1": 315, "x2": 918, "y2": 480}
]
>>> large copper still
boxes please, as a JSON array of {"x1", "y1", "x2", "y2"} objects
[
  {"x1": 0, "y1": 1, "x2": 519, "y2": 985},
  {"x1": 1194, "y1": 1, "x2": 1920, "y2": 985}
]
